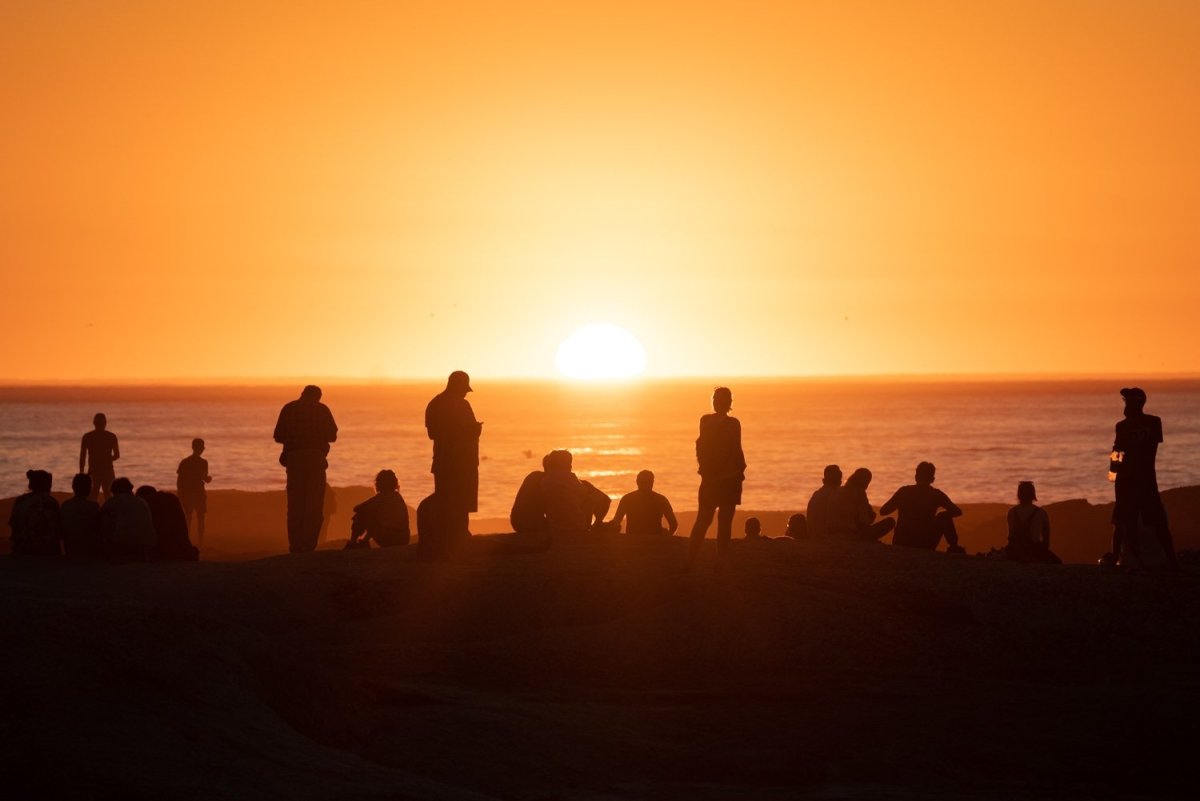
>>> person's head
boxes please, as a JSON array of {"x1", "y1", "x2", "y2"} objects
[
  {"x1": 712, "y1": 386, "x2": 733, "y2": 414},
  {"x1": 375, "y1": 469, "x2": 399, "y2": 493},
  {"x1": 786, "y1": 513, "x2": 807, "y2": 538},
  {"x1": 447, "y1": 370, "x2": 473, "y2": 396},
  {"x1": 636, "y1": 470, "x2": 654, "y2": 491},
  {"x1": 744, "y1": 517, "x2": 761, "y2": 537},
  {"x1": 545, "y1": 449, "x2": 573, "y2": 473},
  {"x1": 135, "y1": 485, "x2": 158, "y2": 501},
  {"x1": 822, "y1": 464, "x2": 842, "y2": 487},
  {"x1": 93, "y1": 412, "x2": 107, "y2": 430},
  {"x1": 1017, "y1": 481, "x2": 1037, "y2": 504},
  {"x1": 71, "y1": 473, "x2": 91, "y2": 498},
  {"x1": 26, "y1": 469, "x2": 52, "y2": 493},
  {"x1": 1121, "y1": 386, "x2": 1146, "y2": 417},
  {"x1": 191, "y1": 438, "x2": 205, "y2": 455},
  {"x1": 846, "y1": 467, "x2": 873, "y2": 491},
  {"x1": 110, "y1": 477, "x2": 134, "y2": 495},
  {"x1": 915, "y1": 461, "x2": 936, "y2": 485},
  {"x1": 300, "y1": 385, "x2": 322, "y2": 402}
]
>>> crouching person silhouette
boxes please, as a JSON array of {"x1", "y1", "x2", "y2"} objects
[{"x1": 347, "y1": 470, "x2": 410, "y2": 549}]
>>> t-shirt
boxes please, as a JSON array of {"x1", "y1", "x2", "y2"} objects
[
  {"x1": 177, "y1": 455, "x2": 209, "y2": 495},
  {"x1": 828, "y1": 486, "x2": 874, "y2": 536},
  {"x1": 615, "y1": 489, "x2": 674, "y2": 536},
  {"x1": 806, "y1": 485, "x2": 838, "y2": 538},
  {"x1": 1113, "y1": 414, "x2": 1163, "y2": 482},
  {"x1": 61, "y1": 496, "x2": 101, "y2": 557},
  {"x1": 351, "y1": 491, "x2": 410, "y2": 546},
  {"x1": 881, "y1": 484, "x2": 958, "y2": 544},
  {"x1": 696, "y1": 413, "x2": 746, "y2": 481}
]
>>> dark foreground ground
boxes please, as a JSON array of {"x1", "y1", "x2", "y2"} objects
[{"x1": 1, "y1": 536, "x2": 1197, "y2": 800}]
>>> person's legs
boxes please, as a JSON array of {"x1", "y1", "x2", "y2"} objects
[
  {"x1": 935, "y1": 512, "x2": 958, "y2": 547},
  {"x1": 715, "y1": 504, "x2": 736, "y2": 567},
  {"x1": 301, "y1": 460, "x2": 327, "y2": 552},
  {"x1": 285, "y1": 466, "x2": 304, "y2": 552},
  {"x1": 855, "y1": 518, "x2": 894, "y2": 541},
  {"x1": 687, "y1": 504, "x2": 716, "y2": 571}
]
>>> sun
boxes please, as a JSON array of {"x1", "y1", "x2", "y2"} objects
[{"x1": 555, "y1": 323, "x2": 647, "y2": 380}]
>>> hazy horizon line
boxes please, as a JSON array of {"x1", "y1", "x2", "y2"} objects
[{"x1": 3, "y1": 370, "x2": 1199, "y2": 388}]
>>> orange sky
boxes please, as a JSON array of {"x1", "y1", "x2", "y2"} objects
[{"x1": 3, "y1": 1, "x2": 1198, "y2": 382}]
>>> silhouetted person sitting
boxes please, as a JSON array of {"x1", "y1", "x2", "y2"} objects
[
  {"x1": 425, "y1": 370, "x2": 482, "y2": 540},
  {"x1": 1105, "y1": 387, "x2": 1179, "y2": 569},
  {"x1": 100, "y1": 478, "x2": 156, "y2": 562},
  {"x1": 273, "y1": 385, "x2": 338, "y2": 553},
  {"x1": 743, "y1": 516, "x2": 767, "y2": 541},
  {"x1": 61, "y1": 473, "x2": 101, "y2": 559},
  {"x1": 348, "y1": 469, "x2": 411, "y2": 549},
  {"x1": 806, "y1": 465, "x2": 842, "y2": 538},
  {"x1": 80, "y1": 412, "x2": 119, "y2": 503},
  {"x1": 612, "y1": 470, "x2": 678, "y2": 536},
  {"x1": 1006, "y1": 481, "x2": 1061, "y2": 565},
  {"x1": 880, "y1": 462, "x2": 964, "y2": 553},
  {"x1": 686, "y1": 387, "x2": 746, "y2": 571},
  {"x1": 136, "y1": 486, "x2": 199, "y2": 561},
  {"x1": 177, "y1": 438, "x2": 212, "y2": 544},
  {"x1": 828, "y1": 468, "x2": 894, "y2": 542},
  {"x1": 8, "y1": 469, "x2": 61, "y2": 555},
  {"x1": 785, "y1": 513, "x2": 808, "y2": 540},
  {"x1": 542, "y1": 450, "x2": 610, "y2": 536},
  {"x1": 510, "y1": 453, "x2": 551, "y2": 535}
]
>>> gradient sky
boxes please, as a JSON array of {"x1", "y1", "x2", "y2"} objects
[{"x1": 3, "y1": 1, "x2": 1198, "y2": 381}]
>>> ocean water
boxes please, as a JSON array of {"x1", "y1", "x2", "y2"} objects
[{"x1": 2, "y1": 379, "x2": 1199, "y2": 519}]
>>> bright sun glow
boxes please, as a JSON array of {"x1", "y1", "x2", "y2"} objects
[{"x1": 555, "y1": 323, "x2": 647, "y2": 380}]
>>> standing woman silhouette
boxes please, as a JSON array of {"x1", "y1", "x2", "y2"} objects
[{"x1": 686, "y1": 386, "x2": 746, "y2": 571}]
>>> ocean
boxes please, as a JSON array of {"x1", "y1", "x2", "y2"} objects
[{"x1": 2, "y1": 379, "x2": 1198, "y2": 519}]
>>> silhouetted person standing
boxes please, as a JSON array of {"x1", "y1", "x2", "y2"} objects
[
  {"x1": 806, "y1": 464, "x2": 842, "y2": 538},
  {"x1": 177, "y1": 438, "x2": 212, "y2": 544},
  {"x1": 80, "y1": 413, "x2": 119, "y2": 503},
  {"x1": 686, "y1": 387, "x2": 746, "y2": 571},
  {"x1": 425, "y1": 371, "x2": 481, "y2": 540},
  {"x1": 828, "y1": 468, "x2": 894, "y2": 542},
  {"x1": 1006, "y1": 481, "x2": 1060, "y2": 565},
  {"x1": 880, "y1": 462, "x2": 964, "y2": 552},
  {"x1": 273, "y1": 385, "x2": 338, "y2": 553},
  {"x1": 613, "y1": 470, "x2": 678, "y2": 536},
  {"x1": 1106, "y1": 387, "x2": 1179, "y2": 569}
]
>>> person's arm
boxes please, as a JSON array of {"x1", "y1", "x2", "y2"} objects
[
  {"x1": 612, "y1": 496, "x2": 628, "y2": 533},
  {"x1": 1006, "y1": 507, "x2": 1017, "y2": 540},
  {"x1": 1039, "y1": 510, "x2": 1051, "y2": 548},
  {"x1": 325, "y1": 406, "x2": 338, "y2": 444},
  {"x1": 732, "y1": 418, "x2": 746, "y2": 475},
  {"x1": 939, "y1": 490, "x2": 962, "y2": 518},
  {"x1": 879, "y1": 489, "x2": 901, "y2": 517},
  {"x1": 663, "y1": 499, "x2": 679, "y2": 536},
  {"x1": 111, "y1": 434, "x2": 120, "y2": 463},
  {"x1": 79, "y1": 436, "x2": 87, "y2": 473},
  {"x1": 273, "y1": 406, "x2": 288, "y2": 445}
]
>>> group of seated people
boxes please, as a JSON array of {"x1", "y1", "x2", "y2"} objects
[
  {"x1": 796, "y1": 461, "x2": 1059, "y2": 563},
  {"x1": 494, "y1": 453, "x2": 1059, "y2": 565},
  {"x1": 7, "y1": 470, "x2": 199, "y2": 561}
]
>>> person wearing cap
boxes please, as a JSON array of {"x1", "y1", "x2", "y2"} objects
[
  {"x1": 805, "y1": 464, "x2": 842, "y2": 538},
  {"x1": 425, "y1": 371, "x2": 482, "y2": 539},
  {"x1": 273, "y1": 385, "x2": 338, "y2": 553},
  {"x1": 1105, "y1": 387, "x2": 1179, "y2": 569}
]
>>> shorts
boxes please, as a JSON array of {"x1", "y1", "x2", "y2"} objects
[
  {"x1": 698, "y1": 476, "x2": 743, "y2": 509},
  {"x1": 179, "y1": 490, "x2": 207, "y2": 514}
]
